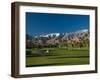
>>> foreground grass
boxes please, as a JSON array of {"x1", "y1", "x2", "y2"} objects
[
  {"x1": 26, "y1": 47, "x2": 89, "y2": 67},
  {"x1": 26, "y1": 57, "x2": 89, "y2": 67}
]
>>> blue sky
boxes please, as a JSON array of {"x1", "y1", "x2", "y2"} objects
[{"x1": 26, "y1": 12, "x2": 89, "y2": 36}]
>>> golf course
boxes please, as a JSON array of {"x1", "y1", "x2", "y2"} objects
[
  {"x1": 26, "y1": 47, "x2": 89, "y2": 67},
  {"x1": 26, "y1": 12, "x2": 90, "y2": 67}
]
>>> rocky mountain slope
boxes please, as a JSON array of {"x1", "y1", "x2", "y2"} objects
[{"x1": 31, "y1": 29, "x2": 89, "y2": 43}]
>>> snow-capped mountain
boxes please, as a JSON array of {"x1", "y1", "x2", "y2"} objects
[
  {"x1": 27, "y1": 29, "x2": 89, "y2": 44},
  {"x1": 39, "y1": 33, "x2": 60, "y2": 38},
  {"x1": 33, "y1": 29, "x2": 88, "y2": 38},
  {"x1": 62, "y1": 29, "x2": 89, "y2": 40}
]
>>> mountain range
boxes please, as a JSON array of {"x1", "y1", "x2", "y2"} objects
[{"x1": 26, "y1": 29, "x2": 89, "y2": 45}]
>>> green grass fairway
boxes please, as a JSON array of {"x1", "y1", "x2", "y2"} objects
[{"x1": 26, "y1": 48, "x2": 89, "y2": 67}]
